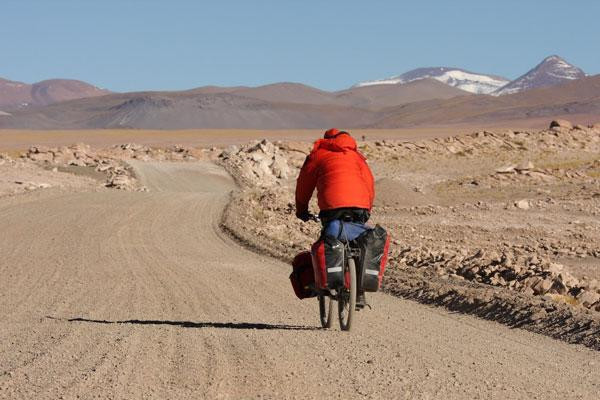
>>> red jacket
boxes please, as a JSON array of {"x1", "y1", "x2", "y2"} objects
[{"x1": 295, "y1": 134, "x2": 374, "y2": 215}]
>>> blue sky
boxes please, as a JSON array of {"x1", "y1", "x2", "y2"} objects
[{"x1": 1, "y1": 0, "x2": 598, "y2": 92}]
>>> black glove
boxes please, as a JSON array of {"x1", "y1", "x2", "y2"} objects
[{"x1": 296, "y1": 211, "x2": 311, "y2": 222}]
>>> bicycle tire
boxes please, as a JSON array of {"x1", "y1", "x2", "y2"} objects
[
  {"x1": 338, "y1": 257, "x2": 357, "y2": 331},
  {"x1": 318, "y1": 293, "x2": 334, "y2": 328}
]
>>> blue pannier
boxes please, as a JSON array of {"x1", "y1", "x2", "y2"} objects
[{"x1": 323, "y1": 220, "x2": 370, "y2": 242}]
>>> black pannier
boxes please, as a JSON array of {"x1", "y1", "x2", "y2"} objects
[
  {"x1": 356, "y1": 225, "x2": 390, "y2": 292},
  {"x1": 311, "y1": 235, "x2": 345, "y2": 290}
]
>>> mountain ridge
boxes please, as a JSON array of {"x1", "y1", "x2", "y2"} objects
[
  {"x1": 493, "y1": 55, "x2": 586, "y2": 95},
  {"x1": 355, "y1": 67, "x2": 510, "y2": 94},
  {"x1": 1, "y1": 74, "x2": 598, "y2": 130},
  {"x1": 0, "y1": 78, "x2": 110, "y2": 110}
]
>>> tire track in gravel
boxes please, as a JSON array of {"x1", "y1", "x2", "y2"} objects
[{"x1": 1, "y1": 161, "x2": 599, "y2": 399}]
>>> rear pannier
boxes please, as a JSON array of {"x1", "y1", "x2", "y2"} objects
[
  {"x1": 311, "y1": 235, "x2": 345, "y2": 290},
  {"x1": 289, "y1": 251, "x2": 317, "y2": 299},
  {"x1": 356, "y1": 225, "x2": 390, "y2": 292}
]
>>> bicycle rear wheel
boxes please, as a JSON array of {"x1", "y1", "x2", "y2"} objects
[
  {"x1": 338, "y1": 258, "x2": 357, "y2": 331},
  {"x1": 318, "y1": 293, "x2": 334, "y2": 328}
]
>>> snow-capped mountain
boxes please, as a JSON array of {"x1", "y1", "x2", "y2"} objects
[
  {"x1": 355, "y1": 67, "x2": 510, "y2": 95},
  {"x1": 493, "y1": 55, "x2": 586, "y2": 96}
]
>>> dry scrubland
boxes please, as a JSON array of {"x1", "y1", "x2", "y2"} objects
[{"x1": 3, "y1": 121, "x2": 600, "y2": 350}]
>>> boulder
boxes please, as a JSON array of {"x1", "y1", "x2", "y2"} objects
[
  {"x1": 532, "y1": 278, "x2": 553, "y2": 295},
  {"x1": 515, "y1": 199, "x2": 530, "y2": 210},
  {"x1": 496, "y1": 165, "x2": 516, "y2": 174},
  {"x1": 271, "y1": 154, "x2": 290, "y2": 179},
  {"x1": 549, "y1": 119, "x2": 573, "y2": 130},
  {"x1": 576, "y1": 290, "x2": 600, "y2": 308},
  {"x1": 28, "y1": 151, "x2": 54, "y2": 163},
  {"x1": 107, "y1": 173, "x2": 136, "y2": 190},
  {"x1": 550, "y1": 278, "x2": 568, "y2": 295}
]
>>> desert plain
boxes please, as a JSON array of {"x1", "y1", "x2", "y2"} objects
[{"x1": 2, "y1": 122, "x2": 600, "y2": 399}]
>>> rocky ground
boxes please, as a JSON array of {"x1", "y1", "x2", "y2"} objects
[
  {"x1": 4, "y1": 120, "x2": 600, "y2": 349},
  {"x1": 0, "y1": 142, "x2": 220, "y2": 197},
  {"x1": 220, "y1": 120, "x2": 600, "y2": 350}
]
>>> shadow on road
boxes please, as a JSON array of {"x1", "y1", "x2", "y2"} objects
[{"x1": 46, "y1": 316, "x2": 318, "y2": 331}]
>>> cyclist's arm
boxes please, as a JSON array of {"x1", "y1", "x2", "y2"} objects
[{"x1": 295, "y1": 154, "x2": 318, "y2": 216}]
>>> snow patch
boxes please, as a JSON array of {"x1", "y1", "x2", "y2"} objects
[
  {"x1": 356, "y1": 68, "x2": 509, "y2": 94},
  {"x1": 493, "y1": 55, "x2": 586, "y2": 96}
]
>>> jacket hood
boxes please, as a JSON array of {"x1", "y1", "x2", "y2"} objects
[{"x1": 313, "y1": 134, "x2": 358, "y2": 153}]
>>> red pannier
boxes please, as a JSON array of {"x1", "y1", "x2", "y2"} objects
[
  {"x1": 311, "y1": 236, "x2": 345, "y2": 290},
  {"x1": 356, "y1": 225, "x2": 390, "y2": 292},
  {"x1": 289, "y1": 251, "x2": 317, "y2": 299}
]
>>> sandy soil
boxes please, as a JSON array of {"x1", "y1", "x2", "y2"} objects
[
  {"x1": 0, "y1": 121, "x2": 556, "y2": 151},
  {"x1": 1, "y1": 161, "x2": 599, "y2": 399},
  {"x1": 0, "y1": 156, "x2": 98, "y2": 198}
]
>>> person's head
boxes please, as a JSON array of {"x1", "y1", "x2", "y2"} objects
[{"x1": 324, "y1": 128, "x2": 350, "y2": 139}]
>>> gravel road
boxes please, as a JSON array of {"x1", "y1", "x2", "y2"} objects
[{"x1": 1, "y1": 162, "x2": 599, "y2": 399}]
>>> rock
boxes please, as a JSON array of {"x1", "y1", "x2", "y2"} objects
[
  {"x1": 68, "y1": 159, "x2": 87, "y2": 167},
  {"x1": 515, "y1": 160, "x2": 534, "y2": 171},
  {"x1": 496, "y1": 165, "x2": 516, "y2": 174},
  {"x1": 446, "y1": 145, "x2": 458, "y2": 154},
  {"x1": 218, "y1": 139, "x2": 294, "y2": 187},
  {"x1": 28, "y1": 152, "x2": 54, "y2": 162},
  {"x1": 515, "y1": 199, "x2": 530, "y2": 210},
  {"x1": 523, "y1": 287, "x2": 535, "y2": 296},
  {"x1": 546, "y1": 263, "x2": 564, "y2": 275},
  {"x1": 576, "y1": 290, "x2": 600, "y2": 308},
  {"x1": 550, "y1": 278, "x2": 568, "y2": 295},
  {"x1": 549, "y1": 119, "x2": 573, "y2": 130},
  {"x1": 271, "y1": 154, "x2": 290, "y2": 179},
  {"x1": 532, "y1": 278, "x2": 553, "y2": 295},
  {"x1": 251, "y1": 152, "x2": 266, "y2": 162},
  {"x1": 221, "y1": 145, "x2": 239, "y2": 158}
]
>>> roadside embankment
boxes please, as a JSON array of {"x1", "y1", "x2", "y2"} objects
[{"x1": 220, "y1": 122, "x2": 600, "y2": 350}]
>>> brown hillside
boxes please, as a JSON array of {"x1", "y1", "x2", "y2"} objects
[
  {"x1": 0, "y1": 78, "x2": 110, "y2": 110},
  {"x1": 373, "y1": 75, "x2": 600, "y2": 127}
]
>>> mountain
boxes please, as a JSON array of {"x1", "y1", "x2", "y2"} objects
[
  {"x1": 230, "y1": 83, "x2": 337, "y2": 105},
  {"x1": 0, "y1": 79, "x2": 475, "y2": 129},
  {"x1": 0, "y1": 78, "x2": 110, "y2": 110},
  {"x1": 372, "y1": 74, "x2": 600, "y2": 128},
  {"x1": 0, "y1": 60, "x2": 595, "y2": 130},
  {"x1": 2, "y1": 75, "x2": 597, "y2": 130},
  {"x1": 0, "y1": 78, "x2": 30, "y2": 110},
  {"x1": 334, "y1": 78, "x2": 471, "y2": 109},
  {"x1": 493, "y1": 55, "x2": 586, "y2": 96},
  {"x1": 187, "y1": 81, "x2": 469, "y2": 109},
  {"x1": 355, "y1": 67, "x2": 510, "y2": 95},
  {"x1": 0, "y1": 90, "x2": 379, "y2": 130}
]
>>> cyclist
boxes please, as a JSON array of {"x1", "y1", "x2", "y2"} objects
[{"x1": 295, "y1": 128, "x2": 375, "y2": 308}]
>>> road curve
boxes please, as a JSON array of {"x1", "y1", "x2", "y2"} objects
[{"x1": 1, "y1": 161, "x2": 599, "y2": 399}]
